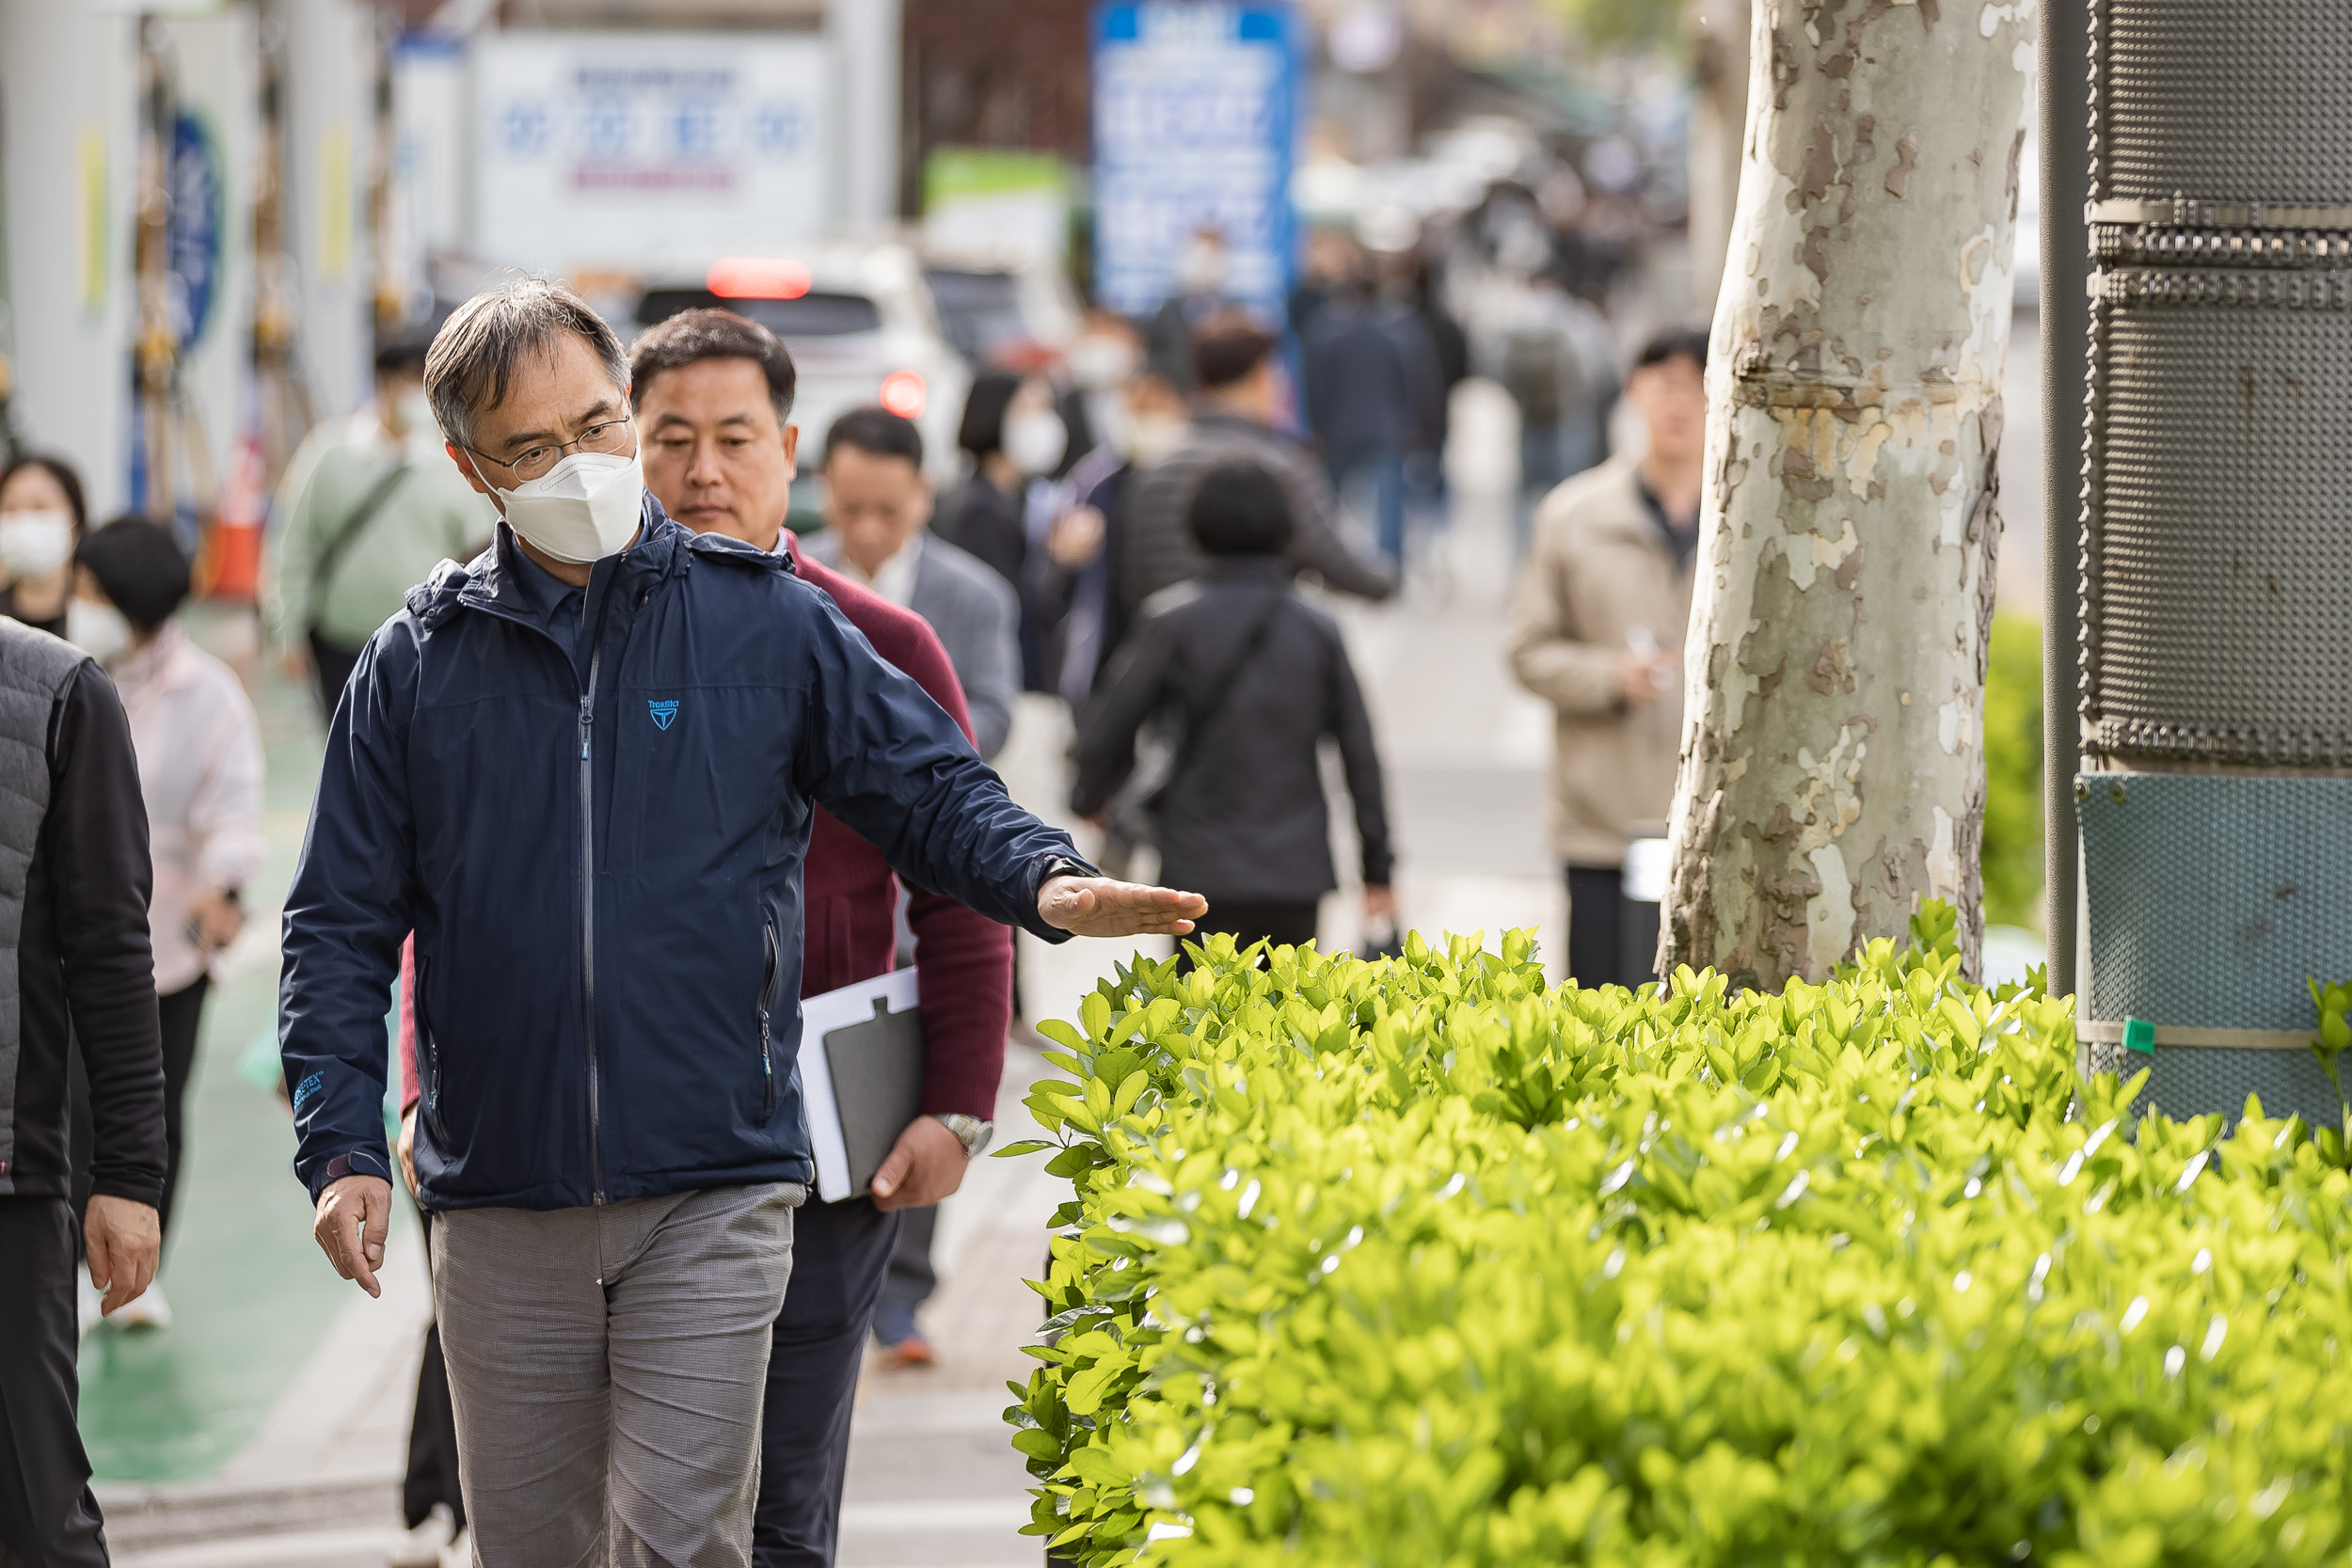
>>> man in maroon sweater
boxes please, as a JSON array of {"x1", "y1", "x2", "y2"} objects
[
  {"x1": 397, "y1": 310, "x2": 1020, "y2": 1567},
  {"x1": 632, "y1": 309, "x2": 1016, "y2": 1568}
]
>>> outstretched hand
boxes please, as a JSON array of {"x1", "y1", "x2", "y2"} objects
[{"x1": 1039, "y1": 875, "x2": 1207, "y2": 939}]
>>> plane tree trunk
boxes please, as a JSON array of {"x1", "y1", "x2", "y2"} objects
[{"x1": 1661, "y1": 0, "x2": 2034, "y2": 987}]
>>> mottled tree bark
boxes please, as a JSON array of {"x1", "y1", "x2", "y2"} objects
[{"x1": 1661, "y1": 0, "x2": 2032, "y2": 987}]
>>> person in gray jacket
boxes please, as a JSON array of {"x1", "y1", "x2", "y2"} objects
[
  {"x1": 803, "y1": 407, "x2": 1020, "y2": 761},
  {"x1": 1120, "y1": 316, "x2": 1399, "y2": 624}
]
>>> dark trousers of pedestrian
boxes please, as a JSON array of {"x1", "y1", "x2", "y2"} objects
[
  {"x1": 0, "y1": 1197, "x2": 112, "y2": 1567},
  {"x1": 1565, "y1": 865, "x2": 1624, "y2": 989},
  {"x1": 402, "y1": 1194, "x2": 465, "y2": 1534},
  {"x1": 869, "y1": 1204, "x2": 936, "y2": 1349},
  {"x1": 1328, "y1": 448, "x2": 1409, "y2": 566},
  {"x1": 68, "y1": 975, "x2": 209, "y2": 1246},
  {"x1": 754, "y1": 1196, "x2": 901, "y2": 1568},
  {"x1": 1517, "y1": 419, "x2": 1602, "y2": 555},
  {"x1": 308, "y1": 629, "x2": 366, "y2": 722},
  {"x1": 1175, "y1": 900, "x2": 1322, "y2": 974}
]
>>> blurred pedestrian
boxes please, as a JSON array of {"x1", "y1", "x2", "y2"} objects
[
  {"x1": 262, "y1": 328, "x2": 494, "y2": 720},
  {"x1": 0, "y1": 454, "x2": 88, "y2": 639},
  {"x1": 1036, "y1": 362, "x2": 1190, "y2": 715},
  {"x1": 1287, "y1": 226, "x2": 1365, "y2": 346},
  {"x1": 1300, "y1": 273, "x2": 1442, "y2": 566},
  {"x1": 281, "y1": 277, "x2": 1199, "y2": 1567},
  {"x1": 1484, "y1": 266, "x2": 1620, "y2": 553},
  {"x1": 1391, "y1": 249, "x2": 1470, "y2": 539},
  {"x1": 804, "y1": 406, "x2": 1019, "y2": 761},
  {"x1": 934, "y1": 371, "x2": 1068, "y2": 691},
  {"x1": 1076, "y1": 461, "x2": 1394, "y2": 961},
  {"x1": 68, "y1": 517, "x2": 262, "y2": 1331},
  {"x1": 1504, "y1": 328, "x2": 1707, "y2": 988},
  {"x1": 1121, "y1": 318, "x2": 1397, "y2": 623},
  {"x1": 0, "y1": 613, "x2": 166, "y2": 1565},
  {"x1": 1145, "y1": 226, "x2": 1234, "y2": 392},
  {"x1": 1062, "y1": 308, "x2": 1145, "y2": 467}
]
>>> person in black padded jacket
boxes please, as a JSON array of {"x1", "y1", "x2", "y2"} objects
[
  {"x1": 1073, "y1": 460, "x2": 1395, "y2": 962},
  {"x1": 0, "y1": 617, "x2": 166, "y2": 1567}
]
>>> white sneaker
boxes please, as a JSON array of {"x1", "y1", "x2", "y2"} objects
[
  {"x1": 387, "y1": 1503, "x2": 454, "y2": 1568},
  {"x1": 439, "y1": 1526, "x2": 470, "y2": 1568},
  {"x1": 109, "y1": 1282, "x2": 172, "y2": 1331}
]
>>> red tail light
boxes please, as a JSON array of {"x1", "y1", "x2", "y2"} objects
[
  {"x1": 880, "y1": 371, "x2": 927, "y2": 419},
  {"x1": 707, "y1": 258, "x2": 811, "y2": 299}
]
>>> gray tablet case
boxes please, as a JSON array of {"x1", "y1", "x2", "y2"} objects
[{"x1": 823, "y1": 994, "x2": 926, "y2": 1196}]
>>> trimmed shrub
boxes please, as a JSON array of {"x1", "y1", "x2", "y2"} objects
[
  {"x1": 1981, "y1": 610, "x2": 2044, "y2": 929},
  {"x1": 1007, "y1": 911, "x2": 2352, "y2": 1566}
]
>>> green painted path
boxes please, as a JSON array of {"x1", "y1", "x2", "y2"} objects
[{"x1": 75, "y1": 610, "x2": 371, "y2": 1484}]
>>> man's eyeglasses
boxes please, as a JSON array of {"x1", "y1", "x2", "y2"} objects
[{"x1": 466, "y1": 414, "x2": 635, "y2": 484}]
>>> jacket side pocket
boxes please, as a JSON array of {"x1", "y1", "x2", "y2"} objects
[{"x1": 758, "y1": 922, "x2": 780, "y2": 1117}]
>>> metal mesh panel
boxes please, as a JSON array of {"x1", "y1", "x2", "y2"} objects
[
  {"x1": 2078, "y1": 772, "x2": 2352, "y2": 1029},
  {"x1": 2084, "y1": 285, "x2": 2352, "y2": 763},
  {"x1": 2093, "y1": 3, "x2": 2352, "y2": 206},
  {"x1": 2079, "y1": 1039, "x2": 2344, "y2": 1130},
  {"x1": 2145, "y1": 1045, "x2": 2345, "y2": 1129}
]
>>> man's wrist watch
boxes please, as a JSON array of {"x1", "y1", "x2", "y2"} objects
[
  {"x1": 932, "y1": 1113, "x2": 993, "y2": 1159},
  {"x1": 1038, "y1": 854, "x2": 1092, "y2": 891}
]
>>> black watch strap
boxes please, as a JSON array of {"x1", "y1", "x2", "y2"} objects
[{"x1": 1040, "y1": 854, "x2": 1097, "y2": 886}]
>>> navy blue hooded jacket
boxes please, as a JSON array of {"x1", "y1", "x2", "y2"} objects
[{"x1": 278, "y1": 507, "x2": 1082, "y2": 1211}]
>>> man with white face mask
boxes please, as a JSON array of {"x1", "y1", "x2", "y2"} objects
[
  {"x1": 262, "y1": 330, "x2": 497, "y2": 720},
  {"x1": 278, "y1": 277, "x2": 1209, "y2": 1567}
]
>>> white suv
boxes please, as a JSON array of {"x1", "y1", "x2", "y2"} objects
[{"x1": 632, "y1": 241, "x2": 972, "y2": 492}]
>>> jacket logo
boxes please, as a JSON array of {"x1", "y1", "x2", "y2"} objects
[{"x1": 648, "y1": 700, "x2": 679, "y2": 732}]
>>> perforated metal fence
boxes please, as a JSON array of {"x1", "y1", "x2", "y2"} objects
[{"x1": 2077, "y1": 4, "x2": 2352, "y2": 1126}]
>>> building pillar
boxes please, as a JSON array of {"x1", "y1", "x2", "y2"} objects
[
  {"x1": 0, "y1": 0, "x2": 140, "y2": 516},
  {"x1": 831, "y1": 0, "x2": 901, "y2": 228},
  {"x1": 272, "y1": 0, "x2": 375, "y2": 419}
]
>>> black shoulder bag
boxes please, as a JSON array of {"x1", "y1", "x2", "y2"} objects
[
  {"x1": 1100, "y1": 589, "x2": 1291, "y2": 869},
  {"x1": 305, "y1": 461, "x2": 411, "y2": 635}
]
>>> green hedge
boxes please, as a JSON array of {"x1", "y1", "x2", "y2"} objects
[
  {"x1": 1006, "y1": 911, "x2": 2352, "y2": 1566},
  {"x1": 1982, "y1": 611, "x2": 2045, "y2": 929}
]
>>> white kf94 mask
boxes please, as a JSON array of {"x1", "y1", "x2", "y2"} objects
[{"x1": 488, "y1": 450, "x2": 645, "y2": 564}]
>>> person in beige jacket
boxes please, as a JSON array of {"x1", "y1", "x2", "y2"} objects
[{"x1": 1504, "y1": 329, "x2": 1707, "y2": 987}]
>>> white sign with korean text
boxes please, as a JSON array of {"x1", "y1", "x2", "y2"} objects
[{"x1": 473, "y1": 31, "x2": 832, "y2": 278}]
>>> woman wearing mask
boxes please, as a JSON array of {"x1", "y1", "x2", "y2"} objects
[
  {"x1": 934, "y1": 372, "x2": 1070, "y2": 690},
  {"x1": 71, "y1": 516, "x2": 264, "y2": 1328},
  {"x1": 0, "y1": 454, "x2": 88, "y2": 640}
]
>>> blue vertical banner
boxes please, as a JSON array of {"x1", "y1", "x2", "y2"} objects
[{"x1": 1092, "y1": 2, "x2": 1300, "y2": 319}]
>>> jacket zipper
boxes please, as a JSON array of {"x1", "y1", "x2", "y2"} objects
[
  {"x1": 758, "y1": 923, "x2": 779, "y2": 1117},
  {"x1": 580, "y1": 640, "x2": 607, "y2": 1204},
  {"x1": 447, "y1": 574, "x2": 627, "y2": 1207}
]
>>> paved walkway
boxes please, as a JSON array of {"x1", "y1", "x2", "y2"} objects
[{"x1": 87, "y1": 385, "x2": 1559, "y2": 1565}]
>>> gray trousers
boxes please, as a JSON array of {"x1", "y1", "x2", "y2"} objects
[{"x1": 431, "y1": 1182, "x2": 803, "y2": 1568}]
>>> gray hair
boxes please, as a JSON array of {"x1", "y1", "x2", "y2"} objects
[{"x1": 423, "y1": 276, "x2": 630, "y2": 449}]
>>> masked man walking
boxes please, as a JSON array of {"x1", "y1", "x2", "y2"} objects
[{"x1": 279, "y1": 278, "x2": 1203, "y2": 1568}]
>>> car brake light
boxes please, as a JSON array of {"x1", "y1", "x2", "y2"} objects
[
  {"x1": 880, "y1": 371, "x2": 926, "y2": 419},
  {"x1": 707, "y1": 258, "x2": 811, "y2": 300}
]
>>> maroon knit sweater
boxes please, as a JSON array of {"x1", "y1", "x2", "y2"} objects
[{"x1": 399, "y1": 534, "x2": 1015, "y2": 1123}]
